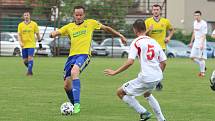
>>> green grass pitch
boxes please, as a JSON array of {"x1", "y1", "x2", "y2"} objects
[{"x1": 0, "y1": 57, "x2": 215, "y2": 121}]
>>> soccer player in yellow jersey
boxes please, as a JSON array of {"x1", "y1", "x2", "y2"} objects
[
  {"x1": 50, "y1": 5, "x2": 126, "y2": 114},
  {"x1": 145, "y1": 4, "x2": 174, "y2": 90},
  {"x1": 18, "y1": 12, "x2": 41, "y2": 76}
]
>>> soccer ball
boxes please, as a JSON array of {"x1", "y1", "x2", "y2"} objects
[{"x1": 60, "y1": 102, "x2": 74, "y2": 115}]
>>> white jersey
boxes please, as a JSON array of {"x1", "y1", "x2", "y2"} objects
[
  {"x1": 128, "y1": 36, "x2": 167, "y2": 83},
  {"x1": 193, "y1": 20, "x2": 207, "y2": 48}
]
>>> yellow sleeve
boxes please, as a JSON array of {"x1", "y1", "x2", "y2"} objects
[
  {"x1": 91, "y1": 19, "x2": 102, "y2": 30},
  {"x1": 166, "y1": 19, "x2": 173, "y2": 30},
  {"x1": 18, "y1": 23, "x2": 22, "y2": 33},
  {"x1": 58, "y1": 25, "x2": 68, "y2": 35},
  {"x1": 34, "y1": 22, "x2": 39, "y2": 33}
]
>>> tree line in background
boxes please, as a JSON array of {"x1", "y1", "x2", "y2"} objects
[
  {"x1": 24, "y1": 0, "x2": 215, "y2": 42},
  {"x1": 25, "y1": 0, "x2": 132, "y2": 30}
]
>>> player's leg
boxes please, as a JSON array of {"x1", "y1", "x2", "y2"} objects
[
  {"x1": 144, "y1": 82, "x2": 166, "y2": 121},
  {"x1": 21, "y1": 48, "x2": 28, "y2": 68},
  {"x1": 118, "y1": 79, "x2": 152, "y2": 121},
  {"x1": 198, "y1": 49, "x2": 207, "y2": 77},
  {"x1": 26, "y1": 48, "x2": 35, "y2": 76},
  {"x1": 64, "y1": 77, "x2": 74, "y2": 104},
  {"x1": 71, "y1": 64, "x2": 81, "y2": 114},
  {"x1": 198, "y1": 58, "x2": 206, "y2": 77},
  {"x1": 117, "y1": 87, "x2": 149, "y2": 114},
  {"x1": 63, "y1": 56, "x2": 76, "y2": 104},
  {"x1": 190, "y1": 47, "x2": 200, "y2": 64},
  {"x1": 190, "y1": 47, "x2": 204, "y2": 76},
  {"x1": 71, "y1": 54, "x2": 90, "y2": 113}
]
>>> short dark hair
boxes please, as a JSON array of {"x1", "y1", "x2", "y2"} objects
[
  {"x1": 23, "y1": 11, "x2": 30, "y2": 14},
  {"x1": 194, "y1": 10, "x2": 202, "y2": 15},
  {"x1": 73, "y1": 5, "x2": 85, "y2": 12},
  {"x1": 152, "y1": 4, "x2": 162, "y2": 10},
  {"x1": 133, "y1": 19, "x2": 146, "y2": 32}
]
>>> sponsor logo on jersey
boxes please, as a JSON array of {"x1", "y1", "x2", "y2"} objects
[
  {"x1": 73, "y1": 30, "x2": 87, "y2": 37},
  {"x1": 151, "y1": 29, "x2": 163, "y2": 34}
]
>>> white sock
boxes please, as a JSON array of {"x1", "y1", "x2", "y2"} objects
[
  {"x1": 146, "y1": 94, "x2": 165, "y2": 121},
  {"x1": 199, "y1": 60, "x2": 205, "y2": 73},
  {"x1": 122, "y1": 95, "x2": 147, "y2": 114}
]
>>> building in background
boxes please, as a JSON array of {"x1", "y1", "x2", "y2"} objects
[{"x1": 1, "y1": 0, "x2": 215, "y2": 34}]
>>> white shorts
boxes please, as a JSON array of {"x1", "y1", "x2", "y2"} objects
[
  {"x1": 190, "y1": 47, "x2": 207, "y2": 59},
  {"x1": 122, "y1": 77, "x2": 160, "y2": 96}
]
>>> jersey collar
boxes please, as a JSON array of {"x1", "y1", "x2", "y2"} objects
[
  {"x1": 24, "y1": 20, "x2": 31, "y2": 25},
  {"x1": 75, "y1": 20, "x2": 84, "y2": 25},
  {"x1": 153, "y1": 17, "x2": 161, "y2": 22}
]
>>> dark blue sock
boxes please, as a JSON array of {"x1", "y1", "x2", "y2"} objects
[
  {"x1": 28, "y1": 60, "x2": 33, "y2": 73},
  {"x1": 24, "y1": 61, "x2": 28, "y2": 67},
  {"x1": 66, "y1": 89, "x2": 74, "y2": 104},
  {"x1": 72, "y1": 79, "x2": 80, "y2": 104}
]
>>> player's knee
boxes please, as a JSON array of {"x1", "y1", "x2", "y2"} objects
[
  {"x1": 71, "y1": 71, "x2": 79, "y2": 80},
  {"x1": 28, "y1": 56, "x2": 33, "y2": 61},
  {"x1": 116, "y1": 88, "x2": 125, "y2": 99},
  {"x1": 71, "y1": 67, "x2": 80, "y2": 79}
]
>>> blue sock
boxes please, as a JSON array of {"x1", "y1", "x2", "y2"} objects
[
  {"x1": 24, "y1": 61, "x2": 28, "y2": 67},
  {"x1": 72, "y1": 79, "x2": 80, "y2": 104},
  {"x1": 66, "y1": 89, "x2": 74, "y2": 104},
  {"x1": 28, "y1": 60, "x2": 33, "y2": 73}
]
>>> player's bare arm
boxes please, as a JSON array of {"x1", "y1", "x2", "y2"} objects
[
  {"x1": 100, "y1": 25, "x2": 127, "y2": 44},
  {"x1": 189, "y1": 31, "x2": 195, "y2": 47},
  {"x1": 18, "y1": 33, "x2": 24, "y2": 48},
  {"x1": 159, "y1": 60, "x2": 166, "y2": 72},
  {"x1": 145, "y1": 25, "x2": 154, "y2": 35},
  {"x1": 104, "y1": 58, "x2": 134, "y2": 76},
  {"x1": 165, "y1": 28, "x2": 175, "y2": 43},
  {"x1": 50, "y1": 31, "x2": 61, "y2": 38},
  {"x1": 36, "y1": 33, "x2": 41, "y2": 42}
]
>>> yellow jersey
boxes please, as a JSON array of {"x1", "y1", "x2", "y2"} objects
[
  {"x1": 18, "y1": 21, "x2": 39, "y2": 48},
  {"x1": 58, "y1": 19, "x2": 102, "y2": 56},
  {"x1": 145, "y1": 17, "x2": 173, "y2": 49}
]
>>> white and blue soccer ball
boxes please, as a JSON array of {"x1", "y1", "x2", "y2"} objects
[{"x1": 60, "y1": 102, "x2": 74, "y2": 115}]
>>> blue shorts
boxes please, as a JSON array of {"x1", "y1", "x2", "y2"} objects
[
  {"x1": 64, "y1": 54, "x2": 90, "y2": 79},
  {"x1": 22, "y1": 48, "x2": 35, "y2": 59}
]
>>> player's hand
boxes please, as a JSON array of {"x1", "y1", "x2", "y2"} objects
[
  {"x1": 104, "y1": 69, "x2": 116, "y2": 76},
  {"x1": 120, "y1": 35, "x2": 127, "y2": 45},
  {"x1": 165, "y1": 37, "x2": 170, "y2": 43},
  {"x1": 19, "y1": 42, "x2": 24, "y2": 48},
  {"x1": 39, "y1": 42, "x2": 43, "y2": 49},
  {"x1": 188, "y1": 42, "x2": 193, "y2": 48},
  {"x1": 49, "y1": 32, "x2": 54, "y2": 38},
  {"x1": 149, "y1": 25, "x2": 154, "y2": 31},
  {"x1": 50, "y1": 31, "x2": 57, "y2": 38}
]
